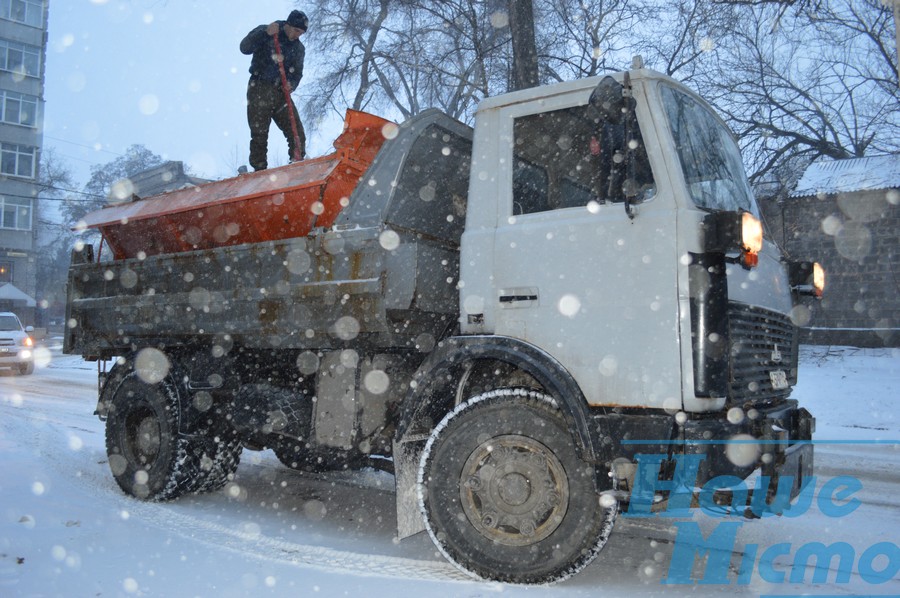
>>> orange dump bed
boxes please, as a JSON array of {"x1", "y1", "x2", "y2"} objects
[{"x1": 81, "y1": 110, "x2": 392, "y2": 260}]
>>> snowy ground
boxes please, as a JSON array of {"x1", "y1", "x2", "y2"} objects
[{"x1": 0, "y1": 343, "x2": 897, "y2": 596}]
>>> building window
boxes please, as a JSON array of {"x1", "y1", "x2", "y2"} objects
[
  {"x1": 0, "y1": 196, "x2": 32, "y2": 230},
  {"x1": 0, "y1": 0, "x2": 44, "y2": 28},
  {"x1": 0, "y1": 38, "x2": 41, "y2": 77},
  {"x1": 0, "y1": 90, "x2": 37, "y2": 126},
  {"x1": 0, "y1": 143, "x2": 36, "y2": 178},
  {"x1": 0, "y1": 262, "x2": 12, "y2": 282}
]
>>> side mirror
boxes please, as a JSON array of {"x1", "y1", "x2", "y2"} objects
[
  {"x1": 590, "y1": 74, "x2": 640, "y2": 219},
  {"x1": 589, "y1": 76, "x2": 626, "y2": 124},
  {"x1": 25, "y1": 326, "x2": 34, "y2": 333}
]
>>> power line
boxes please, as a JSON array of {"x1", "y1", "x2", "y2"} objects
[
  {"x1": 1, "y1": 190, "x2": 106, "y2": 203},
  {"x1": 48, "y1": 151, "x2": 102, "y2": 165},
  {"x1": 4, "y1": 183, "x2": 106, "y2": 198},
  {"x1": 42, "y1": 183, "x2": 106, "y2": 198},
  {"x1": 43, "y1": 135, "x2": 123, "y2": 157}
]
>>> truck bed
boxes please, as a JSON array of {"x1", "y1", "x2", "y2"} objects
[{"x1": 65, "y1": 110, "x2": 474, "y2": 359}]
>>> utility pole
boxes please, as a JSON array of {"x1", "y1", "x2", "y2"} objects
[{"x1": 508, "y1": 0, "x2": 539, "y2": 91}]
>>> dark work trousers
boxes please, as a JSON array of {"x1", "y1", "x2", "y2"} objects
[{"x1": 246, "y1": 79, "x2": 306, "y2": 171}]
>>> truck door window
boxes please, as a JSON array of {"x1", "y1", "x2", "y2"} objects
[
  {"x1": 512, "y1": 158, "x2": 549, "y2": 214},
  {"x1": 512, "y1": 104, "x2": 654, "y2": 215}
]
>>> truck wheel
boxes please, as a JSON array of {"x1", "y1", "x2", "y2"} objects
[
  {"x1": 105, "y1": 367, "x2": 241, "y2": 500},
  {"x1": 18, "y1": 362, "x2": 34, "y2": 375},
  {"x1": 418, "y1": 388, "x2": 617, "y2": 584},
  {"x1": 193, "y1": 419, "x2": 243, "y2": 494}
]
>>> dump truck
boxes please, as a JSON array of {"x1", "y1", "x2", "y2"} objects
[{"x1": 65, "y1": 64, "x2": 823, "y2": 584}]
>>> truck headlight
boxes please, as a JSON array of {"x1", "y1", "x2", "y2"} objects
[
  {"x1": 812, "y1": 262, "x2": 825, "y2": 298},
  {"x1": 741, "y1": 212, "x2": 763, "y2": 255},
  {"x1": 789, "y1": 261, "x2": 825, "y2": 298},
  {"x1": 21, "y1": 337, "x2": 33, "y2": 347},
  {"x1": 703, "y1": 210, "x2": 762, "y2": 268}
]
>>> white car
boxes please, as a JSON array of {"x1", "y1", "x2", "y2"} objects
[{"x1": 0, "y1": 312, "x2": 35, "y2": 375}]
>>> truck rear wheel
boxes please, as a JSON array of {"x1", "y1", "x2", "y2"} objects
[
  {"x1": 418, "y1": 388, "x2": 617, "y2": 584},
  {"x1": 104, "y1": 365, "x2": 241, "y2": 500}
]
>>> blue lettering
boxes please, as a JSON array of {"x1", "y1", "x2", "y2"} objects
[
  {"x1": 858, "y1": 542, "x2": 900, "y2": 584},
  {"x1": 758, "y1": 542, "x2": 791, "y2": 583},
  {"x1": 736, "y1": 543, "x2": 758, "y2": 585},
  {"x1": 818, "y1": 475, "x2": 862, "y2": 518},
  {"x1": 747, "y1": 475, "x2": 816, "y2": 518},
  {"x1": 777, "y1": 475, "x2": 816, "y2": 518},
  {"x1": 627, "y1": 453, "x2": 705, "y2": 517},
  {"x1": 789, "y1": 542, "x2": 855, "y2": 583},
  {"x1": 698, "y1": 475, "x2": 747, "y2": 517},
  {"x1": 662, "y1": 521, "x2": 741, "y2": 584}
]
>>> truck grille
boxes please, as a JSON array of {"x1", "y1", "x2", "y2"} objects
[{"x1": 727, "y1": 303, "x2": 798, "y2": 406}]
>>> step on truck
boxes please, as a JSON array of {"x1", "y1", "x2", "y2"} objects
[{"x1": 65, "y1": 62, "x2": 823, "y2": 584}]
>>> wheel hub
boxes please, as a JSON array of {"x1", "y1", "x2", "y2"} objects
[
  {"x1": 497, "y1": 472, "x2": 530, "y2": 506},
  {"x1": 460, "y1": 434, "x2": 569, "y2": 546}
]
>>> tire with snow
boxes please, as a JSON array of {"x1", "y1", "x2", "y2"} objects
[
  {"x1": 18, "y1": 362, "x2": 34, "y2": 375},
  {"x1": 418, "y1": 388, "x2": 617, "y2": 584},
  {"x1": 104, "y1": 364, "x2": 241, "y2": 501}
]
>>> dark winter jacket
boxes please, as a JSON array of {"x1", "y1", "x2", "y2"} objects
[{"x1": 240, "y1": 22, "x2": 305, "y2": 90}]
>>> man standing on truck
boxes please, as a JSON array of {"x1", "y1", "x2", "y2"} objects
[{"x1": 240, "y1": 10, "x2": 308, "y2": 171}]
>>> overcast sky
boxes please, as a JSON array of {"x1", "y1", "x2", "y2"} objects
[{"x1": 43, "y1": 0, "x2": 340, "y2": 186}]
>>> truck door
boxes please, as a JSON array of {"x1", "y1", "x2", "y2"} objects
[{"x1": 488, "y1": 97, "x2": 682, "y2": 408}]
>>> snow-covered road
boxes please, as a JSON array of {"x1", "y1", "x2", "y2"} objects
[{"x1": 1, "y1": 346, "x2": 897, "y2": 596}]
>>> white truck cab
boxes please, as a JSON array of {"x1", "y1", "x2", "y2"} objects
[{"x1": 459, "y1": 68, "x2": 814, "y2": 412}]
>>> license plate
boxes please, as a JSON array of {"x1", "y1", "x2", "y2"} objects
[
  {"x1": 769, "y1": 369, "x2": 788, "y2": 389},
  {"x1": 0, "y1": 348, "x2": 8, "y2": 353}
]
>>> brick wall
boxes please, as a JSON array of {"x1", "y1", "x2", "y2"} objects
[{"x1": 763, "y1": 189, "x2": 900, "y2": 347}]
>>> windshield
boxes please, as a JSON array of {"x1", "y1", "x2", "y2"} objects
[
  {"x1": 0, "y1": 315, "x2": 22, "y2": 331},
  {"x1": 661, "y1": 85, "x2": 757, "y2": 215}
]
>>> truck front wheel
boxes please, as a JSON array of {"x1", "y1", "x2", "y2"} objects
[
  {"x1": 418, "y1": 388, "x2": 617, "y2": 584},
  {"x1": 104, "y1": 365, "x2": 241, "y2": 500}
]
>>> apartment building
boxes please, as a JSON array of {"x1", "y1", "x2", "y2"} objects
[{"x1": 0, "y1": 0, "x2": 46, "y2": 325}]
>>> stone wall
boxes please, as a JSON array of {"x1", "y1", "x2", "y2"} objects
[{"x1": 762, "y1": 189, "x2": 899, "y2": 347}]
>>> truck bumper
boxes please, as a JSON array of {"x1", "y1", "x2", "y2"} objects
[{"x1": 683, "y1": 399, "x2": 815, "y2": 505}]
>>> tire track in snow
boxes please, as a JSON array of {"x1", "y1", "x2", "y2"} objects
[
  {"x1": 9, "y1": 403, "x2": 476, "y2": 585},
  {"x1": 126, "y1": 499, "x2": 475, "y2": 584}
]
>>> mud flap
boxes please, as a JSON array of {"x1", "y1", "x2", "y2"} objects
[
  {"x1": 393, "y1": 436, "x2": 428, "y2": 539},
  {"x1": 760, "y1": 441, "x2": 814, "y2": 514},
  {"x1": 767, "y1": 405, "x2": 815, "y2": 510}
]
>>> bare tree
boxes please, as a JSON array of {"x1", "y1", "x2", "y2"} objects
[
  {"x1": 538, "y1": 0, "x2": 647, "y2": 82},
  {"x1": 415, "y1": 0, "x2": 513, "y2": 118},
  {"x1": 300, "y1": 0, "x2": 515, "y2": 125},
  {"x1": 34, "y1": 149, "x2": 79, "y2": 322},
  {"x1": 707, "y1": 1, "x2": 898, "y2": 186},
  {"x1": 300, "y1": 0, "x2": 397, "y2": 125},
  {"x1": 60, "y1": 144, "x2": 164, "y2": 226},
  {"x1": 297, "y1": 0, "x2": 897, "y2": 194},
  {"x1": 635, "y1": 0, "x2": 739, "y2": 85}
]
